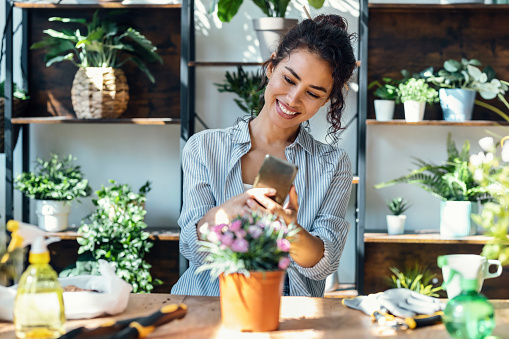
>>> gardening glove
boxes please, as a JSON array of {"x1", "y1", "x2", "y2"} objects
[
  {"x1": 342, "y1": 294, "x2": 382, "y2": 316},
  {"x1": 377, "y1": 288, "x2": 445, "y2": 318}
]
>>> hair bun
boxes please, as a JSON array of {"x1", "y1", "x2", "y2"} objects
[{"x1": 313, "y1": 14, "x2": 348, "y2": 31}]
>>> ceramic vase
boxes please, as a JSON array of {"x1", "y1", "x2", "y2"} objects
[
  {"x1": 440, "y1": 201, "x2": 472, "y2": 237},
  {"x1": 439, "y1": 88, "x2": 476, "y2": 121},
  {"x1": 219, "y1": 270, "x2": 285, "y2": 332},
  {"x1": 386, "y1": 215, "x2": 406, "y2": 235},
  {"x1": 252, "y1": 18, "x2": 298, "y2": 60},
  {"x1": 374, "y1": 100, "x2": 395, "y2": 121},
  {"x1": 403, "y1": 100, "x2": 426, "y2": 122},
  {"x1": 35, "y1": 200, "x2": 71, "y2": 232}
]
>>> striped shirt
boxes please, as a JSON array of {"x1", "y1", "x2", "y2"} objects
[{"x1": 171, "y1": 119, "x2": 353, "y2": 297}]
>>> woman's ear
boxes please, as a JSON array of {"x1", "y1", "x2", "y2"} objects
[{"x1": 266, "y1": 52, "x2": 277, "y2": 79}]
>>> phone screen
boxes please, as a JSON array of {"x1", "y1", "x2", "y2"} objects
[{"x1": 253, "y1": 155, "x2": 298, "y2": 205}]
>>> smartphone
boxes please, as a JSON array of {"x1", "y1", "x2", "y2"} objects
[{"x1": 253, "y1": 154, "x2": 298, "y2": 205}]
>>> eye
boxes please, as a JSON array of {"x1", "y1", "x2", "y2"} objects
[
  {"x1": 308, "y1": 91, "x2": 320, "y2": 99},
  {"x1": 283, "y1": 75, "x2": 295, "y2": 85}
]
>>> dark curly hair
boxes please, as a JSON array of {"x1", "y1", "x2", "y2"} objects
[{"x1": 257, "y1": 14, "x2": 358, "y2": 145}]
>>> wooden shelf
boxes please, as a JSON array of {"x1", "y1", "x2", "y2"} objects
[
  {"x1": 364, "y1": 232, "x2": 500, "y2": 245},
  {"x1": 366, "y1": 119, "x2": 509, "y2": 126},
  {"x1": 14, "y1": 1, "x2": 181, "y2": 9},
  {"x1": 12, "y1": 117, "x2": 180, "y2": 125},
  {"x1": 47, "y1": 228, "x2": 180, "y2": 241},
  {"x1": 189, "y1": 61, "x2": 263, "y2": 67}
]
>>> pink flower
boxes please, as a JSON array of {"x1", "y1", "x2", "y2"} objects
[
  {"x1": 231, "y1": 238, "x2": 249, "y2": 253},
  {"x1": 230, "y1": 219, "x2": 242, "y2": 232},
  {"x1": 213, "y1": 224, "x2": 227, "y2": 233},
  {"x1": 277, "y1": 238, "x2": 291, "y2": 252},
  {"x1": 235, "y1": 229, "x2": 247, "y2": 239},
  {"x1": 220, "y1": 232, "x2": 234, "y2": 246},
  {"x1": 248, "y1": 225, "x2": 263, "y2": 239},
  {"x1": 278, "y1": 256, "x2": 291, "y2": 270}
]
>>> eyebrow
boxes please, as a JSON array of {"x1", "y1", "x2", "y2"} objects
[{"x1": 284, "y1": 66, "x2": 328, "y2": 93}]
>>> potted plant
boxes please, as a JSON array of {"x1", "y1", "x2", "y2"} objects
[
  {"x1": 210, "y1": 0, "x2": 325, "y2": 58},
  {"x1": 469, "y1": 90, "x2": 509, "y2": 265},
  {"x1": 60, "y1": 180, "x2": 161, "y2": 293},
  {"x1": 30, "y1": 10, "x2": 162, "y2": 119},
  {"x1": 386, "y1": 263, "x2": 442, "y2": 297},
  {"x1": 196, "y1": 212, "x2": 299, "y2": 332},
  {"x1": 375, "y1": 133, "x2": 489, "y2": 237},
  {"x1": 397, "y1": 78, "x2": 438, "y2": 122},
  {"x1": 13, "y1": 154, "x2": 92, "y2": 232},
  {"x1": 214, "y1": 66, "x2": 264, "y2": 116},
  {"x1": 385, "y1": 196, "x2": 410, "y2": 235},
  {"x1": 425, "y1": 58, "x2": 508, "y2": 121},
  {"x1": 368, "y1": 77, "x2": 400, "y2": 121},
  {"x1": 0, "y1": 81, "x2": 29, "y2": 153}
]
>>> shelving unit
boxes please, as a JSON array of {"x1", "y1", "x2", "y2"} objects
[{"x1": 356, "y1": 1, "x2": 509, "y2": 294}]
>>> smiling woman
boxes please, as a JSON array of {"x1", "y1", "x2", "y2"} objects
[{"x1": 172, "y1": 14, "x2": 358, "y2": 298}]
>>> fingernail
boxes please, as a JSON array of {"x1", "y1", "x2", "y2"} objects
[
  {"x1": 246, "y1": 199, "x2": 254, "y2": 207},
  {"x1": 269, "y1": 188, "x2": 276, "y2": 194}
]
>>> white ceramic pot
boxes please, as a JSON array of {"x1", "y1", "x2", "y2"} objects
[
  {"x1": 252, "y1": 18, "x2": 298, "y2": 60},
  {"x1": 374, "y1": 100, "x2": 395, "y2": 121},
  {"x1": 440, "y1": 201, "x2": 472, "y2": 237},
  {"x1": 35, "y1": 200, "x2": 71, "y2": 232},
  {"x1": 386, "y1": 215, "x2": 406, "y2": 235},
  {"x1": 439, "y1": 88, "x2": 476, "y2": 121},
  {"x1": 403, "y1": 101, "x2": 426, "y2": 122}
]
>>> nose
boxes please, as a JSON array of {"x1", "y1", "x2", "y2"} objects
[{"x1": 286, "y1": 87, "x2": 304, "y2": 106}]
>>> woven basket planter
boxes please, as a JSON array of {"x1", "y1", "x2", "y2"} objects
[
  {"x1": 0, "y1": 97, "x2": 28, "y2": 153},
  {"x1": 71, "y1": 67, "x2": 129, "y2": 119}
]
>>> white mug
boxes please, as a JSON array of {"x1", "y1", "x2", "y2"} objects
[{"x1": 438, "y1": 254, "x2": 502, "y2": 299}]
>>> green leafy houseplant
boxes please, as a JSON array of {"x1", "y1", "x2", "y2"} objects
[
  {"x1": 469, "y1": 89, "x2": 509, "y2": 265},
  {"x1": 214, "y1": 66, "x2": 264, "y2": 115},
  {"x1": 30, "y1": 10, "x2": 162, "y2": 83},
  {"x1": 386, "y1": 264, "x2": 442, "y2": 297},
  {"x1": 61, "y1": 180, "x2": 161, "y2": 293},
  {"x1": 14, "y1": 154, "x2": 91, "y2": 201},
  {"x1": 386, "y1": 197, "x2": 410, "y2": 216},
  {"x1": 425, "y1": 58, "x2": 508, "y2": 100},
  {"x1": 196, "y1": 212, "x2": 299, "y2": 278},
  {"x1": 398, "y1": 78, "x2": 438, "y2": 104},
  {"x1": 0, "y1": 81, "x2": 29, "y2": 101},
  {"x1": 375, "y1": 133, "x2": 488, "y2": 202},
  {"x1": 211, "y1": 0, "x2": 325, "y2": 23},
  {"x1": 368, "y1": 77, "x2": 400, "y2": 102}
]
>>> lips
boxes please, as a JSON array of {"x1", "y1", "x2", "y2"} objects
[{"x1": 276, "y1": 100, "x2": 299, "y2": 118}]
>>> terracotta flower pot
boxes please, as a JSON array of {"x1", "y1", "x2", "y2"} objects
[{"x1": 219, "y1": 270, "x2": 285, "y2": 332}]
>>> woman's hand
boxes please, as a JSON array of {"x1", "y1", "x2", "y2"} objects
[
  {"x1": 197, "y1": 188, "x2": 276, "y2": 236},
  {"x1": 246, "y1": 185, "x2": 299, "y2": 226}
]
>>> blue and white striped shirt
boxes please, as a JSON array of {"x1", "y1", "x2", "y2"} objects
[{"x1": 171, "y1": 119, "x2": 352, "y2": 297}]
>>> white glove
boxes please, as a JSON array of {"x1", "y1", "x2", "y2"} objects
[{"x1": 377, "y1": 288, "x2": 445, "y2": 318}]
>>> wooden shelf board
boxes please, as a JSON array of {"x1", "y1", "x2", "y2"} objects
[
  {"x1": 364, "y1": 232, "x2": 504, "y2": 245},
  {"x1": 12, "y1": 117, "x2": 180, "y2": 125},
  {"x1": 14, "y1": 1, "x2": 181, "y2": 9},
  {"x1": 369, "y1": 3, "x2": 509, "y2": 10},
  {"x1": 47, "y1": 228, "x2": 180, "y2": 241},
  {"x1": 366, "y1": 119, "x2": 509, "y2": 126},
  {"x1": 189, "y1": 61, "x2": 263, "y2": 67}
]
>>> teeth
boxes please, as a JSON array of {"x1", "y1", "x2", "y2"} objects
[{"x1": 278, "y1": 101, "x2": 297, "y2": 115}]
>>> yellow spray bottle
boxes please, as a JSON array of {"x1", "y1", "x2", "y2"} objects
[{"x1": 4, "y1": 221, "x2": 66, "y2": 339}]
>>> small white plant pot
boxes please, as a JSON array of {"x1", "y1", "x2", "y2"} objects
[
  {"x1": 374, "y1": 100, "x2": 395, "y2": 121},
  {"x1": 386, "y1": 215, "x2": 406, "y2": 235},
  {"x1": 403, "y1": 101, "x2": 426, "y2": 122},
  {"x1": 35, "y1": 200, "x2": 71, "y2": 232}
]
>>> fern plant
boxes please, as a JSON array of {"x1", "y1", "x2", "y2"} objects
[
  {"x1": 386, "y1": 264, "x2": 442, "y2": 297},
  {"x1": 375, "y1": 133, "x2": 489, "y2": 202}
]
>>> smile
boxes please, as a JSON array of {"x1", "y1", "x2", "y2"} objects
[{"x1": 277, "y1": 100, "x2": 298, "y2": 116}]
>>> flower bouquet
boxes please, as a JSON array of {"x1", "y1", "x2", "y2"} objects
[{"x1": 196, "y1": 212, "x2": 299, "y2": 332}]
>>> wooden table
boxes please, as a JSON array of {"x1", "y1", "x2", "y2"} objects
[{"x1": 1, "y1": 294, "x2": 509, "y2": 338}]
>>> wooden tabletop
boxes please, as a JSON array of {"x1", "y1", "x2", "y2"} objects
[{"x1": 1, "y1": 294, "x2": 509, "y2": 338}]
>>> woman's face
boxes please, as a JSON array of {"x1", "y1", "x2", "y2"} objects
[{"x1": 263, "y1": 48, "x2": 333, "y2": 130}]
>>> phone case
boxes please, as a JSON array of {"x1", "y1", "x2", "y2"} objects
[{"x1": 253, "y1": 155, "x2": 298, "y2": 205}]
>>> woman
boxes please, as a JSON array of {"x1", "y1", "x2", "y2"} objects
[{"x1": 171, "y1": 14, "x2": 357, "y2": 297}]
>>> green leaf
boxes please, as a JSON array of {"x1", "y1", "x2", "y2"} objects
[{"x1": 217, "y1": 0, "x2": 244, "y2": 23}]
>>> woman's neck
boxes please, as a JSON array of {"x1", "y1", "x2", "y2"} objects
[{"x1": 249, "y1": 114, "x2": 299, "y2": 147}]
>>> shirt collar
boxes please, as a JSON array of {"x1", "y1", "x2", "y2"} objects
[{"x1": 231, "y1": 119, "x2": 314, "y2": 155}]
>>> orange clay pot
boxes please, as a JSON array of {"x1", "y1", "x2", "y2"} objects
[{"x1": 219, "y1": 270, "x2": 285, "y2": 332}]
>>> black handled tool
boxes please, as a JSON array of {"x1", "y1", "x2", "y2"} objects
[{"x1": 59, "y1": 303, "x2": 187, "y2": 339}]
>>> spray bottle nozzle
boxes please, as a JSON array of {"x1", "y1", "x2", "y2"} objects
[{"x1": 1, "y1": 220, "x2": 47, "y2": 264}]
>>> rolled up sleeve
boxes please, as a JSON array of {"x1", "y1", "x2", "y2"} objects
[
  {"x1": 178, "y1": 136, "x2": 216, "y2": 266},
  {"x1": 295, "y1": 150, "x2": 353, "y2": 281}
]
